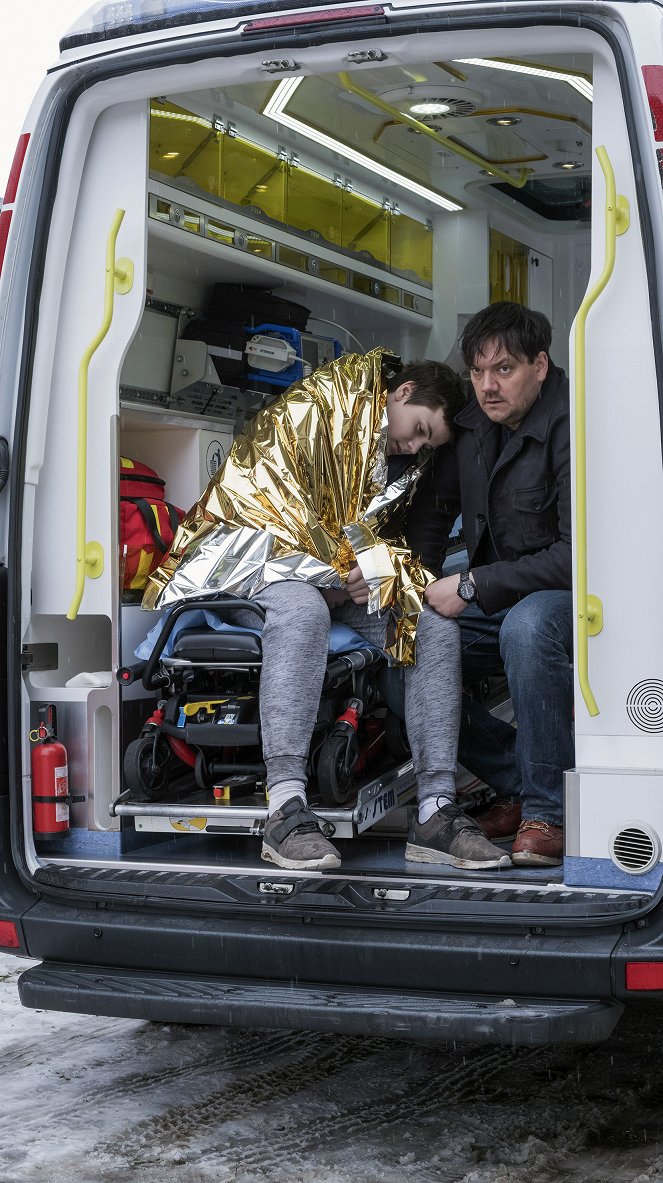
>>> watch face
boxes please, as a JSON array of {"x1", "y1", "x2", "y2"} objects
[{"x1": 459, "y1": 577, "x2": 474, "y2": 602}]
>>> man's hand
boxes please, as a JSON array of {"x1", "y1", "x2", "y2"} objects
[
  {"x1": 347, "y1": 563, "x2": 371, "y2": 605},
  {"x1": 424, "y1": 573, "x2": 471, "y2": 618},
  {"x1": 320, "y1": 587, "x2": 351, "y2": 607}
]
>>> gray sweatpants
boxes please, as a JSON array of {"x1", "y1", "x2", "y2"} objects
[{"x1": 239, "y1": 581, "x2": 461, "y2": 807}]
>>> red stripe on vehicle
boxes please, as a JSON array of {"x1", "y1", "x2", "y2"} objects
[
  {"x1": 0, "y1": 210, "x2": 13, "y2": 276},
  {"x1": 642, "y1": 66, "x2": 663, "y2": 142},
  {"x1": 4, "y1": 133, "x2": 30, "y2": 204}
]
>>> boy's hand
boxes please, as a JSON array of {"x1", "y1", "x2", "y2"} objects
[
  {"x1": 424, "y1": 574, "x2": 471, "y2": 618},
  {"x1": 347, "y1": 563, "x2": 370, "y2": 605}
]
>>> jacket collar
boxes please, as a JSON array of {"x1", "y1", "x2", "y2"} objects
[{"x1": 454, "y1": 361, "x2": 567, "y2": 443}]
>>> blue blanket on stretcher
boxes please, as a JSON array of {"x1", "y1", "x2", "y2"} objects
[{"x1": 135, "y1": 610, "x2": 380, "y2": 661}]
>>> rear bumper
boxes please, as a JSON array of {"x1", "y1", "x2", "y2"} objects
[{"x1": 18, "y1": 962, "x2": 624, "y2": 1046}]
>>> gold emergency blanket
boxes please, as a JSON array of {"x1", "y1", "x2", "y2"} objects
[{"x1": 143, "y1": 349, "x2": 433, "y2": 664}]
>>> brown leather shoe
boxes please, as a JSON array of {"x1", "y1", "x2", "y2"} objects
[
  {"x1": 511, "y1": 820, "x2": 563, "y2": 866},
  {"x1": 475, "y1": 798, "x2": 521, "y2": 841}
]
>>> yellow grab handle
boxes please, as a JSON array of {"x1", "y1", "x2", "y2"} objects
[
  {"x1": 67, "y1": 208, "x2": 134, "y2": 620},
  {"x1": 573, "y1": 146, "x2": 629, "y2": 714}
]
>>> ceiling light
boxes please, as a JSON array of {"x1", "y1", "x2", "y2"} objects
[
  {"x1": 453, "y1": 58, "x2": 593, "y2": 103},
  {"x1": 379, "y1": 84, "x2": 483, "y2": 119},
  {"x1": 487, "y1": 116, "x2": 522, "y2": 127},
  {"x1": 263, "y1": 78, "x2": 463, "y2": 212},
  {"x1": 553, "y1": 160, "x2": 582, "y2": 170},
  {"x1": 409, "y1": 99, "x2": 452, "y2": 116},
  {"x1": 161, "y1": 151, "x2": 180, "y2": 159},
  {"x1": 150, "y1": 108, "x2": 214, "y2": 130}
]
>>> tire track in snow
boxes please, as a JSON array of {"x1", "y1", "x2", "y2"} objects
[
  {"x1": 0, "y1": 1025, "x2": 332, "y2": 1142},
  {"x1": 62, "y1": 1026, "x2": 317, "y2": 1106},
  {"x1": 202, "y1": 1042, "x2": 545, "y2": 1176},
  {"x1": 93, "y1": 1031, "x2": 394, "y2": 1168},
  {"x1": 92, "y1": 1037, "x2": 542, "y2": 1176}
]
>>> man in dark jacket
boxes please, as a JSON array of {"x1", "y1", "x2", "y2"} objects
[{"x1": 407, "y1": 302, "x2": 572, "y2": 866}]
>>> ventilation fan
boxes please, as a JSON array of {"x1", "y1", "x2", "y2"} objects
[{"x1": 379, "y1": 84, "x2": 484, "y2": 122}]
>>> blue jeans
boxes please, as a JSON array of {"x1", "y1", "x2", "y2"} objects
[{"x1": 459, "y1": 591, "x2": 574, "y2": 826}]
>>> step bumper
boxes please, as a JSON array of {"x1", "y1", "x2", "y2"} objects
[{"x1": 18, "y1": 962, "x2": 624, "y2": 1046}]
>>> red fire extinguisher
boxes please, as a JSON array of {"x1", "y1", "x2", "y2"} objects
[{"x1": 30, "y1": 705, "x2": 70, "y2": 839}]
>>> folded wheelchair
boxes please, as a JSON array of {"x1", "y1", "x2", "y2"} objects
[{"x1": 118, "y1": 595, "x2": 409, "y2": 807}]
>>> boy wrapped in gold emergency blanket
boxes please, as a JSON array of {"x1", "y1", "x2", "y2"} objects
[{"x1": 143, "y1": 349, "x2": 434, "y2": 664}]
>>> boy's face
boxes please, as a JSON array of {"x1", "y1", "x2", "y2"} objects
[{"x1": 386, "y1": 382, "x2": 451, "y2": 456}]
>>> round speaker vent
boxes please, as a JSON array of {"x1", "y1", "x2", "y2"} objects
[
  {"x1": 610, "y1": 823, "x2": 661, "y2": 875},
  {"x1": 626, "y1": 679, "x2": 663, "y2": 732}
]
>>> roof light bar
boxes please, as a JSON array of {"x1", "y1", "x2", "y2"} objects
[
  {"x1": 263, "y1": 78, "x2": 463, "y2": 212},
  {"x1": 62, "y1": 0, "x2": 384, "y2": 50},
  {"x1": 453, "y1": 58, "x2": 593, "y2": 103},
  {"x1": 62, "y1": 1, "x2": 214, "y2": 49}
]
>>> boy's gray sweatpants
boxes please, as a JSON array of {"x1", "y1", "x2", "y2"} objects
[{"x1": 241, "y1": 581, "x2": 461, "y2": 806}]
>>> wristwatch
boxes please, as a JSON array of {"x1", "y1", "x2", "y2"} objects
[{"x1": 457, "y1": 570, "x2": 478, "y2": 604}]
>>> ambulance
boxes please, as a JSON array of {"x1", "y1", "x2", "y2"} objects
[{"x1": 1, "y1": 0, "x2": 663, "y2": 1044}]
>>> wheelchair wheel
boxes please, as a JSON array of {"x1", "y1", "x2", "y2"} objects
[
  {"x1": 316, "y1": 734, "x2": 356, "y2": 806},
  {"x1": 195, "y1": 750, "x2": 210, "y2": 790},
  {"x1": 124, "y1": 735, "x2": 172, "y2": 801}
]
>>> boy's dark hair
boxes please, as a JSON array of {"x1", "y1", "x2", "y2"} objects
[
  {"x1": 387, "y1": 360, "x2": 467, "y2": 429},
  {"x1": 460, "y1": 301, "x2": 552, "y2": 366}
]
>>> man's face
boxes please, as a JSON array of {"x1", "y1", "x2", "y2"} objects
[
  {"x1": 386, "y1": 381, "x2": 450, "y2": 456},
  {"x1": 469, "y1": 339, "x2": 548, "y2": 430}
]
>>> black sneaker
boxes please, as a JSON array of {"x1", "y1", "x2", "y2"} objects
[
  {"x1": 261, "y1": 797, "x2": 341, "y2": 871},
  {"x1": 405, "y1": 801, "x2": 512, "y2": 869}
]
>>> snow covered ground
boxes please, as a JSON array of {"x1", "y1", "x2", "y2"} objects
[{"x1": 1, "y1": 949, "x2": 663, "y2": 1183}]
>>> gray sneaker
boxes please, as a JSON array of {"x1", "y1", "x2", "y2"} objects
[
  {"x1": 261, "y1": 797, "x2": 341, "y2": 871},
  {"x1": 405, "y1": 802, "x2": 512, "y2": 869}
]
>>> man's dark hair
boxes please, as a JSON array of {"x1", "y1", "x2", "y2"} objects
[
  {"x1": 387, "y1": 360, "x2": 467, "y2": 429},
  {"x1": 460, "y1": 301, "x2": 552, "y2": 366}
]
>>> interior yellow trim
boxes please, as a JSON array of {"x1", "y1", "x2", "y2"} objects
[
  {"x1": 371, "y1": 119, "x2": 547, "y2": 164},
  {"x1": 467, "y1": 107, "x2": 592, "y2": 136},
  {"x1": 337, "y1": 73, "x2": 531, "y2": 190},
  {"x1": 433, "y1": 61, "x2": 469, "y2": 81},
  {"x1": 448, "y1": 141, "x2": 547, "y2": 166}
]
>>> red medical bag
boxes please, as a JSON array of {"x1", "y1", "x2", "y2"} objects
[{"x1": 119, "y1": 457, "x2": 184, "y2": 591}]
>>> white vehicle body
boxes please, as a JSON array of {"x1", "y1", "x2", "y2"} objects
[{"x1": 1, "y1": 0, "x2": 663, "y2": 1041}]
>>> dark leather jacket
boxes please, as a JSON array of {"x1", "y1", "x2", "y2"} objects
[{"x1": 405, "y1": 361, "x2": 571, "y2": 617}]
